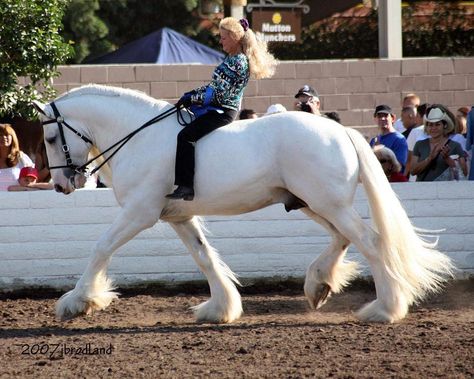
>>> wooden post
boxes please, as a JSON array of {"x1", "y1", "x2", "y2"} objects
[
  {"x1": 378, "y1": 0, "x2": 402, "y2": 58},
  {"x1": 224, "y1": 0, "x2": 246, "y2": 19}
]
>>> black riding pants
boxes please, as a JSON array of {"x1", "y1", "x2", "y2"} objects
[{"x1": 174, "y1": 108, "x2": 237, "y2": 188}]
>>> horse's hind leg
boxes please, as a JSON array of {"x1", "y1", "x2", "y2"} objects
[
  {"x1": 301, "y1": 209, "x2": 359, "y2": 309},
  {"x1": 170, "y1": 217, "x2": 242, "y2": 323},
  {"x1": 56, "y1": 205, "x2": 160, "y2": 321},
  {"x1": 325, "y1": 207, "x2": 410, "y2": 322}
]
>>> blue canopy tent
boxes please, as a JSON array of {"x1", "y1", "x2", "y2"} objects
[{"x1": 89, "y1": 27, "x2": 224, "y2": 64}]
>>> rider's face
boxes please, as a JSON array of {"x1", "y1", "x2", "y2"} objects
[{"x1": 219, "y1": 29, "x2": 240, "y2": 55}]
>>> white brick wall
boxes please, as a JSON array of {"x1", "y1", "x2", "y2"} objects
[{"x1": 0, "y1": 182, "x2": 473, "y2": 291}]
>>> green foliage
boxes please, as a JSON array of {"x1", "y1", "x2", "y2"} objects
[
  {"x1": 270, "y1": 3, "x2": 474, "y2": 60},
  {"x1": 69, "y1": 0, "x2": 208, "y2": 62},
  {"x1": 403, "y1": 3, "x2": 474, "y2": 57},
  {"x1": 271, "y1": 11, "x2": 378, "y2": 60},
  {"x1": 0, "y1": 0, "x2": 72, "y2": 119},
  {"x1": 59, "y1": 1, "x2": 473, "y2": 64},
  {"x1": 62, "y1": 0, "x2": 111, "y2": 63}
]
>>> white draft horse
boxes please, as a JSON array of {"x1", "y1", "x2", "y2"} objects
[{"x1": 33, "y1": 85, "x2": 453, "y2": 323}]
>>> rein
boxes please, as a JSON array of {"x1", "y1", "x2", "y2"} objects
[{"x1": 41, "y1": 101, "x2": 193, "y2": 177}]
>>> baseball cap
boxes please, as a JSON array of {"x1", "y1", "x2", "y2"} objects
[
  {"x1": 19, "y1": 167, "x2": 39, "y2": 180},
  {"x1": 294, "y1": 85, "x2": 318, "y2": 99},
  {"x1": 374, "y1": 104, "x2": 393, "y2": 116}
]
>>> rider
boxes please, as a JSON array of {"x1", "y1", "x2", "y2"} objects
[{"x1": 165, "y1": 17, "x2": 277, "y2": 201}]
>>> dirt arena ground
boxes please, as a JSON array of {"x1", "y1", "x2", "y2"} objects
[{"x1": 0, "y1": 280, "x2": 473, "y2": 379}]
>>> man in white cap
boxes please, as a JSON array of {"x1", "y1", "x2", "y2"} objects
[{"x1": 294, "y1": 85, "x2": 320, "y2": 115}]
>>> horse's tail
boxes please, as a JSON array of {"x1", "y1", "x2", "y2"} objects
[{"x1": 345, "y1": 128, "x2": 454, "y2": 304}]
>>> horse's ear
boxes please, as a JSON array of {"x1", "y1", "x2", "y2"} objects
[{"x1": 32, "y1": 100, "x2": 48, "y2": 116}]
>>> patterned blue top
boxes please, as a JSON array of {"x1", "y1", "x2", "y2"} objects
[{"x1": 191, "y1": 53, "x2": 249, "y2": 111}]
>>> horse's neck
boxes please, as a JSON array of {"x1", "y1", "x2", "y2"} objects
[{"x1": 74, "y1": 98, "x2": 167, "y2": 149}]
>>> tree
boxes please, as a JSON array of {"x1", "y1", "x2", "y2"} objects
[
  {"x1": 62, "y1": 0, "x2": 111, "y2": 63},
  {"x1": 60, "y1": 0, "x2": 217, "y2": 63},
  {"x1": 97, "y1": 0, "x2": 200, "y2": 47},
  {"x1": 270, "y1": 2, "x2": 474, "y2": 60},
  {"x1": 0, "y1": 0, "x2": 72, "y2": 120}
]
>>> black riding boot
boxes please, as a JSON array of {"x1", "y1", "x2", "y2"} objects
[{"x1": 165, "y1": 186, "x2": 195, "y2": 201}]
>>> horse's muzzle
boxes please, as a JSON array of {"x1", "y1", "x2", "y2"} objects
[
  {"x1": 54, "y1": 184, "x2": 65, "y2": 193},
  {"x1": 54, "y1": 184, "x2": 72, "y2": 195},
  {"x1": 54, "y1": 182, "x2": 73, "y2": 194}
]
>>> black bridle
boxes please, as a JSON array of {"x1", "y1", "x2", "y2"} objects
[
  {"x1": 41, "y1": 101, "x2": 190, "y2": 178},
  {"x1": 41, "y1": 102, "x2": 93, "y2": 173}
]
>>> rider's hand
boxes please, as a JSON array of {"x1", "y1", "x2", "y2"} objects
[{"x1": 176, "y1": 93, "x2": 193, "y2": 108}]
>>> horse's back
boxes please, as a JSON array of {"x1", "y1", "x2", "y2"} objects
[
  {"x1": 189, "y1": 112, "x2": 360, "y2": 210},
  {"x1": 197, "y1": 111, "x2": 359, "y2": 183}
]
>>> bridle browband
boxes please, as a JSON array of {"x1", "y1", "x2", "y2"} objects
[{"x1": 41, "y1": 101, "x2": 190, "y2": 177}]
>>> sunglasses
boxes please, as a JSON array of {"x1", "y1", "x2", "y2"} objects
[{"x1": 379, "y1": 159, "x2": 389, "y2": 164}]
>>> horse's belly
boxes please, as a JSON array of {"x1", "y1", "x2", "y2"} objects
[{"x1": 160, "y1": 191, "x2": 282, "y2": 221}]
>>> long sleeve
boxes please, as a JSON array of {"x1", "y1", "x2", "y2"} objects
[{"x1": 192, "y1": 53, "x2": 249, "y2": 111}]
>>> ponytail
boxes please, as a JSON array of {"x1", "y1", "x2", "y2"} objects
[{"x1": 219, "y1": 17, "x2": 277, "y2": 80}]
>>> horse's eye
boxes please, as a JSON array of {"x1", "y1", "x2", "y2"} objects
[{"x1": 45, "y1": 136, "x2": 56, "y2": 144}]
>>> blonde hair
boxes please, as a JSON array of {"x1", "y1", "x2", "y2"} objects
[
  {"x1": 219, "y1": 17, "x2": 277, "y2": 80},
  {"x1": 373, "y1": 145, "x2": 402, "y2": 174},
  {"x1": 0, "y1": 123, "x2": 21, "y2": 167},
  {"x1": 403, "y1": 93, "x2": 420, "y2": 107}
]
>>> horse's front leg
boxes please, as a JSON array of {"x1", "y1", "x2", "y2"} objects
[
  {"x1": 56, "y1": 205, "x2": 159, "y2": 321},
  {"x1": 170, "y1": 217, "x2": 242, "y2": 323}
]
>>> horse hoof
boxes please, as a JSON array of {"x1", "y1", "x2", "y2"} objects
[
  {"x1": 312, "y1": 283, "x2": 332, "y2": 309},
  {"x1": 59, "y1": 310, "x2": 86, "y2": 322},
  {"x1": 192, "y1": 297, "x2": 243, "y2": 324},
  {"x1": 58, "y1": 305, "x2": 92, "y2": 322}
]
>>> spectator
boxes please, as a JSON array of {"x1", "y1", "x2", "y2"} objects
[
  {"x1": 411, "y1": 105, "x2": 467, "y2": 181},
  {"x1": 8, "y1": 167, "x2": 53, "y2": 191},
  {"x1": 0, "y1": 123, "x2": 33, "y2": 191},
  {"x1": 405, "y1": 103, "x2": 431, "y2": 179},
  {"x1": 294, "y1": 85, "x2": 320, "y2": 115},
  {"x1": 370, "y1": 105, "x2": 408, "y2": 172},
  {"x1": 373, "y1": 145, "x2": 407, "y2": 182},
  {"x1": 239, "y1": 109, "x2": 258, "y2": 120},
  {"x1": 324, "y1": 111, "x2": 341, "y2": 124},
  {"x1": 265, "y1": 103, "x2": 287, "y2": 116},
  {"x1": 34, "y1": 140, "x2": 51, "y2": 183},
  {"x1": 446, "y1": 107, "x2": 467, "y2": 155},
  {"x1": 401, "y1": 106, "x2": 418, "y2": 139},
  {"x1": 466, "y1": 106, "x2": 474, "y2": 180},
  {"x1": 394, "y1": 93, "x2": 420, "y2": 133},
  {"x1": 456, "y1": 106, "x2": 469, "y2": 137}
]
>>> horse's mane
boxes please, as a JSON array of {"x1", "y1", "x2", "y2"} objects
[{"x1": 56, "y1": 84, "x2": 168, "y2": 108}]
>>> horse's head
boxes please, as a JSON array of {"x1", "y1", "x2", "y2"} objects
[{"x1": 33, "y1": 100, "x2": 92, "y2": 194}]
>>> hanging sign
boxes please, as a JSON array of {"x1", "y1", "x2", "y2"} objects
[{"x1": 251, "y1": 10, "x2": 302, "y2": 43}]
